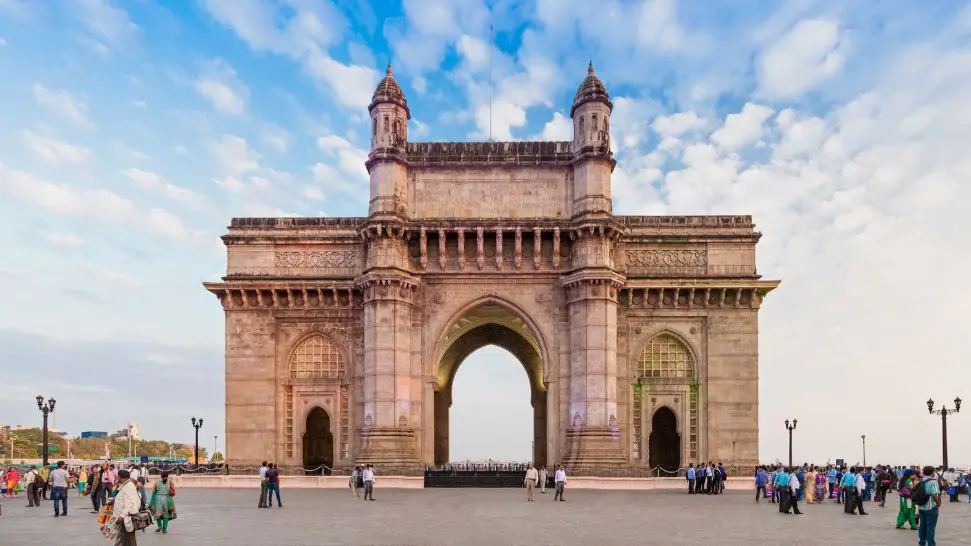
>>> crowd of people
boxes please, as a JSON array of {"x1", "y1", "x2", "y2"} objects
[
  {"x1": 1, "y1": 461, "x2": 178, "y2": 545},
  {"x1": 751, "y1": 463, "x2": 969, "y2": 546}
]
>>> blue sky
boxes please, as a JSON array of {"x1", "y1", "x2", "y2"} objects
[{"x1": 1, "y1": 0, "x2": 970, "y2": 465}]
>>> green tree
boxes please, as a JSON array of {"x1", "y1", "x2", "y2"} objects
[{"x1": 210, "y1": 451, "x2": 224, "y2": 462}]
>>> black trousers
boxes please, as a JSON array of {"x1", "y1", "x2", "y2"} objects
[
  {"x1": 755, "y1": 485, "x2": 765, "y2": 502},
  {"x1": 855, "y1": 490, "x2": 866, "y2": 514},
  {"x1": 788, "y1": 492, "x2": 802, "y2": 514},
  {"x1": 778, "y1": 488, "x2": 789, "y2": 512},
  {"x1": 687, "y1": 478, "x2": 694, "y2": 493},
  {"x1": 843, "y1": 487, "x2": 857, "y2": 513}
]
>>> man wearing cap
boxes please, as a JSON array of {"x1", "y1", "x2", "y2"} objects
[{"x1": 112, "y1": 469, "x2": 140, "y2": 545}]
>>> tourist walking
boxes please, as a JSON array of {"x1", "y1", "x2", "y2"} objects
[
  {"x1": 775, "y1": 467, "x2": 790, "y2": 513},
  {"x1": 895, "y1": 469, "x2": 918, "y2": 530},
  {"x1": 553, "y1": 464, "x2": 566, "y2": 502},
  {"x1": 842, "y1": 467, "x2": 858, "y2": 514},
  {"x1": 257, "y1": 461, "x2": 268, "y2": 508},
  {"x1": 524, "y1": 463, "x2": 538, "y2": 501},
  {"x1": 4, "y1": 466, "x2": 20, "y2": 498},
  {"x1": 265, "y1": 463, "x2": 282, "y2": 508},
  {"x1": 150, "y1": 471, "x2": 177, "y2": 534},
  {"x1": 687, "y1": 464, "x2": 696, "y2": 494},
  {"x1": 78, "y1": 467, "x2": 88, "y2": 498},
  {"x1": 109, "y1": 470, "x2": 140, "y2": 546},
  {"x1": 88, "y1": 465, "x2": 104, "y2": 513},
  {"x1": 349, "y1": 466, "x2": 361, "y2": 498},
  {"x1": 785, "y1": 467, "x2": 803, "y2": 515},
  {"x1": 854, "y1": 467, "x2": 869, "y2": 515},
  {"x1": 50, "y1": 460, "x2": 70, "y2": 517},
  {"x1": 754, "y1": 466, "x2": 767, "y2": 502},
  {"x1": 915, "y1": 465, "x2": 942, "y2": 546},
  {"x1": 24, "y1": 465, "x2": 39, "y2": 507},
  {"x1": 362, "y1": 464, "x2": 375, "y2": 501},
  {"x1": 538, "y1": 466, "x2": 548, "y2": 495}
]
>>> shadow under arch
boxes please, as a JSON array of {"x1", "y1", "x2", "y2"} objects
[{"x1": 432, "y1": 297, "x2": 550, "y2": 466}]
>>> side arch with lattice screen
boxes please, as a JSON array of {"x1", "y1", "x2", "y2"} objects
[
  {"x1": 636, "y1": 333, "x2": 694, "y2": 379},
  {"x1": 288, "y1": 334, "x2": 345, "y2": 379}
]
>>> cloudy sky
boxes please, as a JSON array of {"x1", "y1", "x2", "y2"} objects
[{"x1": 1, "y1": 0, "x2": 970, "y2": 466}]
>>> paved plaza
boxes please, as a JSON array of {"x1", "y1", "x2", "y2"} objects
[{"x1": 2, "y1": 488, "x2": 968, "y2": 545}]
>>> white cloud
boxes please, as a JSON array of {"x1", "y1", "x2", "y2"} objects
[
  {"x1": 124, "y1": 168, "x2": 208, "y2": 210},
  {"x1": 203, "y1": 0, "x2": 376, "y2": 110},
  {"x1": 210, "y1": 134, "x2": 261, "y2": 177},
  {"x1": 195, "y1": 58, "x2": 249, "y2": 115},
  {"x1": 758, "y1": 18, "x2": 848, "y2": 99},
  {"x1": 22, "y1": 131, "x2": 92, "y2": 164},
  {"x1": 32, "y1": 84, "x2": 95, "y2": 129},
  {"x1": 710, "y1": 103, "x2": 774, "y2": 150},
  {"x1": 536, "y1": 112, "x2": 572, "y2": 140},
  {"x1": 76, "y1": 0, "x2": 138, "y2": 50},
  {"x1": 47, "y1": 233, "x2": 84, "y2": 246},
  {"x1": 651, "y1": 111, "x2": 707, "y2": 138},
  {"x1": 316, "y1": 134, "x2": 368, "y2": 183},
  {"x1": 0, "y1": 37, "x2": 7, "y2": 47},
  {"x1": 261, "y1": 124, "x2": 290, "y2": 153}
]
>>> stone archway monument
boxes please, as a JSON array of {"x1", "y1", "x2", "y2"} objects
[{"x1": 204, "y1": 63, "x2": 780, "y2": 472}]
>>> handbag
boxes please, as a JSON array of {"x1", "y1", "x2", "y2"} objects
[{"x1": 130, "y1": 510, "x2": 153, "y2": 531}]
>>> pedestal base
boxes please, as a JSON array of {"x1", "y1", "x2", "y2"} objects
[
  {"x1": 357, "y1": 427, "x2": 420, "y2": 467},
  {"x1": 561, "y1": 426, "x2": 626, "y2": 468}
]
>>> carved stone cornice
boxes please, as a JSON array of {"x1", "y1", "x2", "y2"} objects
[
  {"x1": 354, "y1": 271, "x2": 420, "y2": 304},
  {"x1": 618, "y1": 280, "x2": 780, "y2": 310},
  {"x1": 569, "y1": 220, "x2": 626, "y2": 242},
  {"x1": 203, "y1": 281, "x2": 360, "y2": 311},
  {"x1": 359, "y1": 220, "x2": 409, "y2": 241},
  {"x1": 561, "y1": 269, "x2": 626, "y2": 304}
]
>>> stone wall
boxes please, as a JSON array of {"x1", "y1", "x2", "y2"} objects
[{"x1": 409, "y1": 166, "x2": 572, "y2": 219}]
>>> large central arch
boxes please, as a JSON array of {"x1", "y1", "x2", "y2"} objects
[{"x1": 433, "y1": 301, "x2": 548, "y2": 465}]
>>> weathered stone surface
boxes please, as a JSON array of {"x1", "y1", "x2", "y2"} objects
[{"x1": 204, "y1": 66, "x2": 780, "y2": 471}]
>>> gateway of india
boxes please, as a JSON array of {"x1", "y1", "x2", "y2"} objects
[{"x1": 204, "y1": 64, "x2": 779, "y2": 472}]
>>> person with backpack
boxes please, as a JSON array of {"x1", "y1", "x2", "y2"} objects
[
  {"x1": 895, "y1": 469, "x2": 918, "y2": 530},
  {"x1": 912, "y1": 465, "x2": 942, "y2": 546}
]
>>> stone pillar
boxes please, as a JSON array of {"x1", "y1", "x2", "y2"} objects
[
  {"x1": 357, "y1": 275, "x2": 420, "y2": 465},
  {"x1": 433, "y1": 388, "x2": 451, "y2": 465},
  {"x1": 222, "y1": 308, "x2": 277, "y2": 465}
]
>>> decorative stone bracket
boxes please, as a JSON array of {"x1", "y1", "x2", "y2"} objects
[
  {"x1": 204, "y1": 283, "x2": 358, "y2": 310},
  {"x1": 619, "y1": 281, "x2": 780, "y2": 309}
]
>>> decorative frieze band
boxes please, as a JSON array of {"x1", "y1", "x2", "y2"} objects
[
  {"x1": 275, "y1": 250, "x2": 360, "y2": 270},
  {"x1": 626, "y1": 249, "x2": 707, "y2": 268}
]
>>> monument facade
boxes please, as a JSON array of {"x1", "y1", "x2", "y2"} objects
[{"x1": 204, "y1": 64, "x2": 779, "y2": 472}]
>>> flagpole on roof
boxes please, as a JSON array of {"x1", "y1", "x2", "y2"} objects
[{"x1": 489, "y1": 22, "x2": 494, "y2": 142}]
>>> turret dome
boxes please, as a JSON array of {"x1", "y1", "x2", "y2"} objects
[
  {"x1": 369, "y1": 64, "x2": 410, "y2": 119},
  {"x1": 570, "y1": 62, "x2": 612, "y2": 118}
]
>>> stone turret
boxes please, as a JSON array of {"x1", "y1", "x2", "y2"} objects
[
  {"x1": 570, "y1": 62, "x2": 615, "y2": 218},
  {"x1": 367, "y1": 64, "x2": 410, "y2": 217}
]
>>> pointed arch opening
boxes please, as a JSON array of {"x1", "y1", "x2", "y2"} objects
[
  {"x1": 649, "y1": 406, "x2": 680, "y2": 471},
  {"x1": 303, "y1": 407, "x2": 334, "y2": 475}
]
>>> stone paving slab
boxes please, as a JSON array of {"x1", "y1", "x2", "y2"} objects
[{"x1": 1, "y1": 488, "x2": 968, "y2": 545}]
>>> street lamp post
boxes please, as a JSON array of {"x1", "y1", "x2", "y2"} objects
[
  {"x1": 36, "y1": 395, "x2": 56, "y2": 467},
  {"x1": 213, "y1": 434, "x2": 218, "y2": 460},
  {"x1": 927, "y1": 397, "x2": 961, "y2": 469},
  {"x1": 861, "y1": 434, "x2": 866, "y2": 467},
  {"x1": 784, "y1": 419, "x2": 797, "y2": 468},
  {"x1": 191, "y1": 417, "x2": 204, "y2": 467}
]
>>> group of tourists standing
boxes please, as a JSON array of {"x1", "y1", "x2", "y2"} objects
[
  {"x1": 753, "y1": 463, "x2": 958, "y2": 546},
  {"x1": 523, "y1": 463, "x2": 567, "y2": 501}
]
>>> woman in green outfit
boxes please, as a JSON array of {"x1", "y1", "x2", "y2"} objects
[
  {"x1": 896, "y1": 469, "x2": 918, "y2": 530},
  {"x1": 149, "y1": 471, "x2": 177, "y2": 534}
]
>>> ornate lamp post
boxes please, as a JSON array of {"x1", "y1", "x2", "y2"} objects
[
  {"x1": 927, "y1": 397, "x2": 961, "y2": 469},
  {"x1": 861, "y1": 434, "x2": 866, "y2": 467},
  {"x1": 36, "y1": 395, "x2": 56, "y2": 467},
  {"x1": 190, "y1": 417, "x2": 204, "y2": 466},
  {"x1": 784, "y1": 419, "x2": 797, "y2": 468}
]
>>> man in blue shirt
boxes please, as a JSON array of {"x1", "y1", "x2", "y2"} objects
[
  {"x1": 686, "y1": 464, "x2": 695, "y2": 494},
  {"x1": 842, "y1": 467, "x2": 859, "y2": 514},
  {"x1": 754, "y1": 466, "x2": 768, "y2": 503},
  {"x1": 917, "y1": 465, "x2": 942, "y2": 546},
  {"x1": 826, "y1": 466, "x2": 837, "y2": 499}
]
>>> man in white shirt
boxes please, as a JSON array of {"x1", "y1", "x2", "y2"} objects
[
  {"x1": 854, "y1": 471, "x2": 869, "y2": 515},
  {"x1": 553, "y1": 464, "x2": 567, "y2": 502},
  {"x1": 24, "y1": 465, "x2": 40, "y2": 507},
  {"x1": 785, "y1": 468, "x2": 803, "y2": 515},
  {"x1": 362, "y1": 464, "x2": 375, "y2": 501},
  {"x1": 128, "y1": 465, "x2": 141, "y2": 483},
  {"x1": 258, "y1": 461, "x2": 269, "y2": 508},
  {"x1": 50, "y1": 461, "x2": 71, "y2": 517},
  {"x1": 523, "y1": 464, "x2": 538, "y2": 502}
]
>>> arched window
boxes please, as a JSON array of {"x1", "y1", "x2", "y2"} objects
[
  {"x1": 289, "y1": 334, "x2": 345, "y2": 379},
  {"x1": 636, "y1": 333, "x2": 693, "y2": 379}
]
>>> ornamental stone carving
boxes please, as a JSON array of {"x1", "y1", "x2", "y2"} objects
[
  {"x1": 626, "y1": 249, "x2": 707, "y2": 268},
  {"x1": 275, "y1": 250, "x2": 359, "y2": 269}
]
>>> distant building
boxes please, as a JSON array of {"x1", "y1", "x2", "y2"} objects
[{"x1": 81, "y1": 431, "x2": 108, "y2": 439}]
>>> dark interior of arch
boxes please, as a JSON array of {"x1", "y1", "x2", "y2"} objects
[
  {"x1": 649, "y1": 406, "x2": 680, "y2": 472},
  {"x1": 434, "y1": 323, "x2": 547, "y2": 466},
  {"x1": 303, "y1": 407, "x2": 333, "y2": 475}
]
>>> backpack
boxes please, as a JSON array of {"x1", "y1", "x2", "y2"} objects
[{"x1": 909, "y1": 478, "x2": 930, "y2": 506}]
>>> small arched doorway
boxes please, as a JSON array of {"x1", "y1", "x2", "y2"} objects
[
  {"x1": 303, "y1": 407, "x2": 334, "y2": 475},
  {"x1": 649, "y1": 406, "x2": 680, "y2": 472}
]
